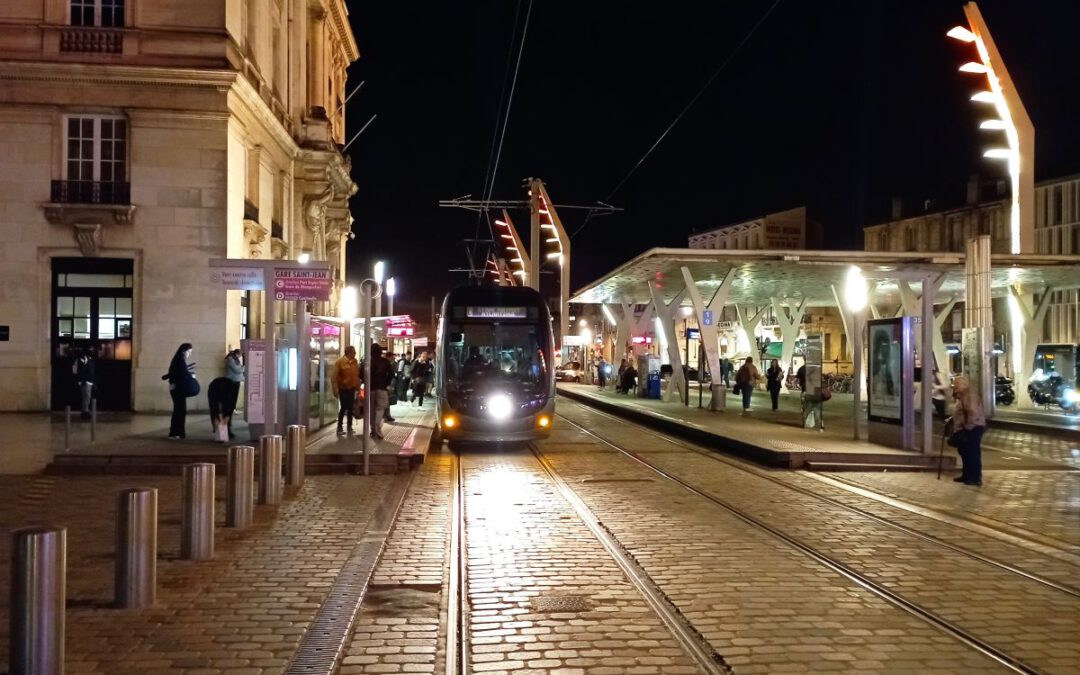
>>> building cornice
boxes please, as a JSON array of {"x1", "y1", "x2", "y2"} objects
[
  {"x1": 0, "y1": 60, "x2": 236, "y2": 90},
  {"x1": 321, "y1": 0, "x2": 360, "y2": 62},
  {"x1": 228, "y1": 75, "x2": 300, "y2": 158}
]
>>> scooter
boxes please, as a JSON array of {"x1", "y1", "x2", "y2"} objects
[{"x1": 995, "y1": 376, "x2": 1015, "y2": 406}]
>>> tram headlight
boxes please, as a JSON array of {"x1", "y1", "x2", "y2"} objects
[
  {"x1": 487, "y1": 394, "x2": 513, "y2": 420},
  {"x1": 442, "y1": 414, "x2": 457, "y2": 429}
]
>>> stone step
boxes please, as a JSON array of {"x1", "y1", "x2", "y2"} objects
[{"x1": 804, "y1": 461, "x2": 954, "y2": 472}]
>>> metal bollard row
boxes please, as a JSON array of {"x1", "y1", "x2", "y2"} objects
[
  {"x1": 181, "y1": 462, "x2": 215, "y2": 561},
  {"x1": 226, "y1": 445, "x2": 255, "y2": 528},
  {"x1": 10, "y1": 526, "x2": 66, "y2": 675},
  {"x1": 258, "y1": 434, "x2": 283, "y2": 505},
  {"x1": 286, "y1": 425, "x2": 306, "y2": 488},
  {"x1": 115, "y1": 487, "x2": 157, "y2": 609}
]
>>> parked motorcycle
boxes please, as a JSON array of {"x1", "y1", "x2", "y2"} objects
[
  {"x1": 1027, "y1": 374, "x2": 1080, "y2": 414},
  {"x1": 995, "y1": 376, "x2": 1015, "y2": 406}
]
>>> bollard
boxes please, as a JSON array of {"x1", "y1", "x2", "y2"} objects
[
  {"x1": 257, "y1": 435, "x2": 283, "y2": 506},
  {"x1": 90, "y1": 397, "x2": 97, "y2": 443},
  {"x1": 181, "y1": 463, "x2": 215, "y2": 561},
  {"x1": 10, "y1": 526, "x2": 66, "y2": 675},
  {"x1": 64, "y1": 405, "x2": 71, "y2": 452},
  {"x1": 285, "y1": 425, "x2": 306, "y2": 488},
  {"x1": 115, "y1": 487, "x2": 157, "y2": 608},
  {"x1": 226, "y1": 446, "x2": 255, "y2": 528}
]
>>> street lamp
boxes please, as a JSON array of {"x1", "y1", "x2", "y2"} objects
[
  {"x1": 386, "y1": 277, "x2": 396, "y2": 317},
  {"x1": 844, "y1": 266, "x2": 868, "y2": 440},
  {"x1": 373, "y1": 261, "x2": 385, "y2": 316},
  {"x1": 947, "y1": 2, "x2": 1033, "y2": 254}
]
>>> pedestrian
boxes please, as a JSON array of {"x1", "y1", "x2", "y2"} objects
[
  {"x1": 950, "y1": 375, "x2": 986, "y2": 486},
  {"x1": 796, "y1": 363, "x2": 806, "y2": 392},
  {"x1": 207, "y1": 376, "x2": 234, "y2": 442},
  {"x1": 619, "y1": 361, "x2": 638, "y2": 394},
  {"x1": 163, "y1": 342, "x2": 197, "y2": 439},
  {"x1": 721, "y1": 358, "x2": 732, "y2": 388},
  {"x1": 411, "y1": 351, "x2": 434, "y2": 406},
  {"x1": 597, "y1": 357, "x2": 608, "y2": 388},
  {"x1": 223, "y1": 349, "x2": 244, "y2": 439},
  {"x1": 74, "y1": 350, "x2": 96, "y2": 419},
  {"x1": 766, "y1": 358, "x2": 783, "y2": 411},
  {"x1": 332, "y1": 345, "x2": 360, "y2": 435},
  {"x1": 363, "y1": 344, "x2": 395, "y2": 440},
  {"x1": 734, "y1": 356, "x2": 760, "y2": 414},
  {"x1": 931, "y1": 370, "x2": 948, "y2": 418},
  {"x1": 396, "y1": 352, "x2": 413, "y2": 402},
  {"x1": 384, "y1": 352, "x2": 397, "y2": 423}
]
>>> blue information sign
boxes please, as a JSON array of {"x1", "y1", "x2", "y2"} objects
[{"x1": 702, "y1": 309, "x2": 714, "y2": 326}]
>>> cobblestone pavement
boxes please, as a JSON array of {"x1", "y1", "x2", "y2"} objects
[
  {"x1": 0, "y1": 473, "x2": 393, "y2": 674},
  {"x1": 980, "y1": 427, "x2": 1080, "y2": 468},
  {"x1": 547, "y1": 399, "x2": 1080, "y2": 673}
]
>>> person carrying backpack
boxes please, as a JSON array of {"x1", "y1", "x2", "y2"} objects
[{"x1": 734, "y1": 356, "x2": 760, "y2": 414}]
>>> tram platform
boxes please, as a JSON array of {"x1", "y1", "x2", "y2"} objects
[
  {"x1": 557, "y1": 383, "x2": 957, "y2": 471},
  {"x1": 36, "y1": 400, "x2": 437, "y2": 476}
]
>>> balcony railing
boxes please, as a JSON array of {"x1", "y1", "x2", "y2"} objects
[
  {"x1": 60, "y1": 28, "x2": 122, "y2": 54},
  {"x1": 50, "y1": 180, "x2": 130, "y2": 205}
]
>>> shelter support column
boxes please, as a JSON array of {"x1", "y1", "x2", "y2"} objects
[
  {"x1": 681, "y1": 266, "x2": 736, "y2": 398},
  {"x1": 965, "y1": 235, "x2": 994, "y2": 413},
  {"x1": 606, "y1": 302, "x2": 635, "y2": 366},
  {"x1": 647, "y1": 281, "x2": 687, "y2": 403},
  {"x1": 770, "y1": 297, "x2": 807, "y2": 391},
  {"x1": 1008, "y1": 285, "x2": 1053, "y2": 410},
  {"x1": 735, "y1": 305, "x2": 767, "y2": 359}
]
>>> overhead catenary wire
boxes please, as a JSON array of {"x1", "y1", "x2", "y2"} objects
[
  {"x1": 469, "y1": 0, "x2": 535, "y2": 280},
  {"x1": 572, "y1": 0, "x2": 784, "y2": 239}
]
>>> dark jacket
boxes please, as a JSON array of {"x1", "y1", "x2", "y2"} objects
[
  {"x1": 365, "y1": 356, "x2": 396, "y2": 391},
  {"x1": 766, "y1": 366, "x2": 783, "y2": 392},
  {"x1": 76, "y1": 357, "x2": 95, "y2": 384},
  {"x1": 412, "y1": 359, "x2": 433, "y2": 382}
]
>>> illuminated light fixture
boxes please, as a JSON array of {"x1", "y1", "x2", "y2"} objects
[
  {"x1": 958, "y1": 62, "x2": 988, "y2": 74},
  {"x1": 536, "y1": 414, "x2": 551, "y2": 429},
  {"x1": 539, "y1": 209, "x2": 550, "y2": 215},
  {"x1": 511, "y1": 257, "x2": 523, "y2": 263},
  {"x1": 487, "y1": 394, "x2": 512, "y2": 420},
  {"x1": 979, "y1": 119, "x2": 1007, "y2": 130},
  {"x1": 843, "y1": 266, "x2": 868, "y2": 313},
  {"x1": 601, "y1": 305, "x2": 616, "y2": 324},
  {"x1": 545, "y1": 238, "x2": 560, "y2": 243},
  {"x1": 500, "y1": 234, "x2": 514, "y2": 240},
  {"x1": 541, "y1": 224, "x2": 556, "y2": 230},
  {"x1": 373, "y1": 261, "x2": 385, "y2": 284},
  {"x1": 983, "y1": 148, "x2": 1011, "y2": 159},
  {"x1": 579, "y1": 319, "x2": 588, "y2": 327},
  {"x1": 947, "y1": 25, "x2": 975, "y2": 42},
  {"x1": 494, "y1": 219, "x2": 508, "y2": 227},
  {"x1": 546, "y1": 252, "x2": 562, "y2": 260},
  {"x1": 512, "y1": 270, "x2": 525, "y2": 276},
  {"x1": 339, "y1": 286, "x2": 358, "y2": 320},
  {"x1": 385, "y1": 277, "x2": 396, "y2": 298},
  {"x1": 297, "y1": 252, "x2": 311, "y2": 264},
  {"x1": 442, "y1": 415, "x2": 457, "y2": 429},
  {"x1": 971, "y1": 91, "x2": 997, "y2": 104}
]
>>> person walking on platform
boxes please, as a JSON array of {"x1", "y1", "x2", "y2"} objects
[
  {"x1": 332, "y1": 346, "x2": 360, "y2": 435},
  {"x1": 383, "y1": 352, "x2": 397, "y2": 423},
  {"x1": 396, "y1": 352, "x2": 413, "y2": 403},
  {"x1": 951, "y1": 375, "x2": 986, "y2": 486},
  {"x1": 766, "y1": 358, "x2": 783, "y2": 411},
  {"x1": 411, "y1": 351, "x2": 434, "y2": 406},
  {"x1": 597, "y1": 357, "x2": 608, "y2": 389},
  {"x1": 734, "y1": 356, "x2": 760, "y2": 415},
  {"x1": 363, "y1": 344, "x2": 395, "y2": 440}
]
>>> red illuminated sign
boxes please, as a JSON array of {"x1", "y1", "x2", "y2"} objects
[{"x1": 387, "y1": 326, "x2": 415, "y2": 337}]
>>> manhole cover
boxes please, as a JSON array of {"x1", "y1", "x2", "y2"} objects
[{"x1": 530, "y1": 594, "x2": 593, "y2": 613}]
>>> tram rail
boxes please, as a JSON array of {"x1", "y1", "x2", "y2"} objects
[{"x1": 549, "y1": 407, "x2": 1072, "y2": 675}]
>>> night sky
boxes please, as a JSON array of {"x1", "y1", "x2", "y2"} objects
[{"x1": 343, "y1": 1, "x2": 1080, "y2": 324}]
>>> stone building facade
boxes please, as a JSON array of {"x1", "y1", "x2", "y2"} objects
[
  {"x1": 863, "y1": 176, "x2": 1079, "y2": 346},
  {"x1": 0, "y1": 0, "x2": 359, "y2": 411},
  {"x1": 687, "y1": 206, "x2": 821, "y2": 251}
]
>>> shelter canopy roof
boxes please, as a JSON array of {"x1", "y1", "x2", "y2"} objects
[{"x1": 570, "y1": 248, "x2": 1080, "y2": 307}]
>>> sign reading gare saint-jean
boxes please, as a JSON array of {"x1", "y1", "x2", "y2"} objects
[{"x1": 208, "y1": 262, "x2": 331, "y2": 302}]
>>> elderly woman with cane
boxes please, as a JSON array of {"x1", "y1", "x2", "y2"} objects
[{"x1": 949, "y1": 376, "x2": 987, "y2": 486}]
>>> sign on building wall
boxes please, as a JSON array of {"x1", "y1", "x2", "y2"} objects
[
  {"x1": 209, "y1": 267, "x2": 264, "y2": 290},
  {"x1": 273, "y1": 268, "x2": 332, "y2": 301}
]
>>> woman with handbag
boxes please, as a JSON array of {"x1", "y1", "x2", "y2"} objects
[
  {"x1": 165, "y1": 342, "x2": 197, "y2": 439},
  {"x1": 765, "y1": 359, "x2": 783, "y2": 411},
  {"x1": 950, "y1": 375, "x2": 986, "y2": 486}
]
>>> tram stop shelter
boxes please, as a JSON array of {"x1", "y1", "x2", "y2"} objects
[{"x1": 569, "y1": 246, "x2": 1080, "y2": 454}]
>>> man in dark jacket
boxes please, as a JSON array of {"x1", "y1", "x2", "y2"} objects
[
  {"x1": 75, "y1": 351, "x2": 96, "y2": 418},
  {"x1": 363, "y1": 344, "x2": 396, "y2": 440}
]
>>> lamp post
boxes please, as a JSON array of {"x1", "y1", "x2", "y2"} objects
[
  {"x1": 359, "y1": 277, "x2": 382, "y2": 474},
  {"x1": 386, "y1": 277, "x2": 396, "y2": 318},
  {"x1": 844, "y1": 266, "x2": 869, "y2": 441},
  {"x1": 373, "y1": 261, "x2": 385, "y2": 316}
]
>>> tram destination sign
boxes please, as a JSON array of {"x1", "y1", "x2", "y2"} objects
[
  {"x1": 466, "y1": 306, "x2": 527, "y2": 319},
  {"x1": 273, "y1": 268, "x2": 331, "y2": 301}
]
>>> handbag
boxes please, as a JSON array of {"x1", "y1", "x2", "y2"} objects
[
  {"x1": 181, "y1": 376, "x2": 200, "y2": 398},
  {"x1": 732, "y1": 383, "x2": 741, "y2": 395},
  {"x1": 947, "y1": 429, "x2": 968, "y2": 448},
  {"x1": 820, "y1": 387, "x2": 832, "y2": 402}
]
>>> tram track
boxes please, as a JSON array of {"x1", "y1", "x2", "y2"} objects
[{"x1": 547, "y1": 407, "x2": 1075, "y2": 675}]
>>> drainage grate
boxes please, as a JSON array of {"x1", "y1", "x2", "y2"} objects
[
  {"x1": 285, "y1": 473, "x2": 413, "y2": 675},
  {"x1": 529, "y1": 594, "x2": 593, "y2": 613},
  {"x1": 768, "y1": 439, "x2": 818, "y2": 452}
]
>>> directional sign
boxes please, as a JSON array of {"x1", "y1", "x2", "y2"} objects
[
  {"x1": 702, "y1": 309, "x2": 714, "y2": 326},
  {"x1": 273, "y1": 268, "x2": 331, "y2": 301},
  {"x1": 208, "y1": 267, "x2": 264, "y2": 290}
]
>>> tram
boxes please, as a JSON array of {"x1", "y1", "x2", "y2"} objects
[{"x1": 435, "y1": 286, "x2": 556, "y2": 444}]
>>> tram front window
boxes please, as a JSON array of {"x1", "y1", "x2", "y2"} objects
[{"x1": 445, "y1": 324, "x2": 547, "y2": 390}]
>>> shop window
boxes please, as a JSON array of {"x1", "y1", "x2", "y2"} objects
[{"x1": 71, "y1": 0, "x2": 124, "y2": 27}]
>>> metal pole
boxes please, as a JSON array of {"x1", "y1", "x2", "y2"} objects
[
  {"x1": 684, "y1": 319, "x2": 690, "y2": 406},
  {"x1": 115, "y1": 487, "x2": 157, "y2": 608},
  {"x1": 921, "y1": 277, "x2": 935, "y2": 454},
  {"x1": 257, "y1": 435, "x2": 283, "y2": 506},
  {"x1": 90, "y1": 397, "x2": 97, "y2": 443},
  {"x1": 226, "y1": 445, "x2": 255, "y2": 528},
  {"x1": 64, "y1": 405, "x2": 70, "y2": 452},
  {"x1": 181, "y1": 463, "x2": 214, "y2": 561},
  {"x1": 361, "y1": 285, "x2": 371, "y2": 463},
  {"x1": 285, "y1": 425, "x2": 306, "y2": 488},
  {"x1": 852, "y1": 309, "x2": 864, "y2": 441},
  {"x1": 528, "y1": 178, "x2": 541, "y2": 290},
  {"x1": 263, "y1": 268, "x2": 278, "y2": 436},
  {"x1": 10, "y1": 526, "x2": 66, "y2": 675}
]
